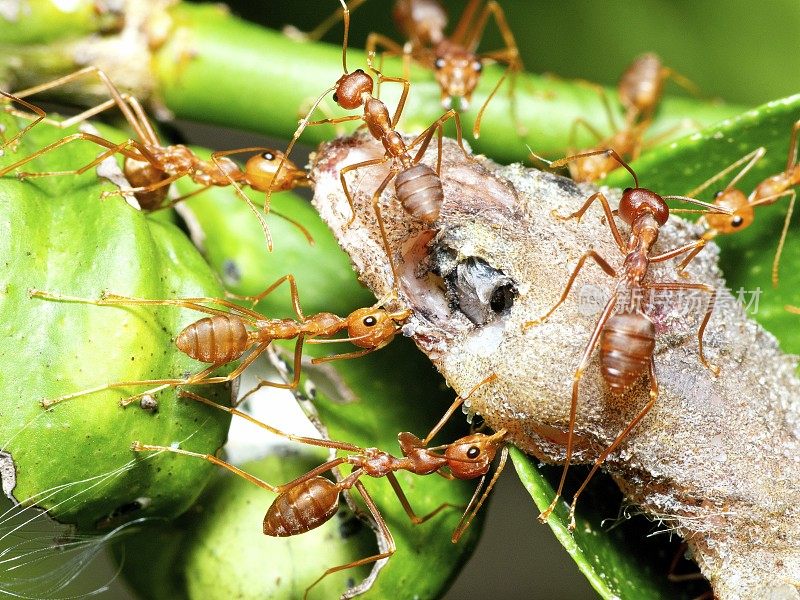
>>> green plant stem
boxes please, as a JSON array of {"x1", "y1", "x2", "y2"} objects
[
  {"x1": 0, "y1": 0, "x2": 117, "y2": 45},
  {"x1": 153, "y1": 4, "x2": 745, "y2": 164},
  {"x1": 2, "y1": 2, "x2": 745, "y2": 164}
]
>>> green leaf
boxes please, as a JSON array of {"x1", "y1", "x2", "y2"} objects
[
  {"x1": 0, "y1": 111, "x2": 231, "y2": 530},
  {"x1": 511, "y1": 449, "x2": 709, "y2": 600},
  {"x1": 605, "y1": 94, "x2": 800, "y2": 352}
]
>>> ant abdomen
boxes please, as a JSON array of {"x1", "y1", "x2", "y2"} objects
[
  {"x1": 176, "y1": 314, "x2": 250, "y2": 364},
  {"x1": 395, "y1": 163, "x2": 444, "y2": 223},
  {"x1": 123, "y1": 158, "x2": 171, "y2": 210},
  {"x1": 618, "y1": 53, "x2": 663, "y2": 115},
  {"x1": 263, "y1": 476, "x2": 340, "y2": 537},
  {"x1": 599, "y1": 313, "x2": 655, "y2": 394}
]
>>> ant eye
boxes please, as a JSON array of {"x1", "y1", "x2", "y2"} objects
[
  {"x1": 261, "y1": 152, "x2": 274, "y2": 161},
  {"x1": 623, "y1": 187, "x2": 632, "y2": 194},
  {"x1": 731, "y1": 216, "x2": 744, "y2": 227},
  {"x1": 435, "y1": 58, "x2": 446, "y2": 69},
  {"x1": 714, "y1": 190, "x2": 723, "y2": 198},
  {"x1": 355, "y1": 69, "x2": 365, "y2": 74},
  {"x1": 362, "y1": 315, "x2": 377, "y2": 327},
  {"x1": 473, "y1": 61, "x2": 483, "y2": 72},
  {"x1": 332, "y1": 92, "x2": 339, "y2": 103},
  {"x1": 466, "y1": 446, "x2": 480, "y2": 459}
]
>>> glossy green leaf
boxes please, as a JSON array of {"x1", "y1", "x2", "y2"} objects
[
  {"x1": 0, "y1": 111, "x2": 231, "y2": 530},
  {"x1": 605, "y1": 94, "x2": 800, "y2": 352},
  {"x1": 511, "y1": 449, "x2": 708, "y2": 600}
]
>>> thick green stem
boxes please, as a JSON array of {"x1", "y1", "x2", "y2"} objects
[
  {"x1": 2, "y1": 2, "x2": 745, "y2": 164},
  {"x1": 0, "y1": 0, "x2": 120, "y2": 45},
  {"x1": 154, "y1": 4, "x2": 744, "y2": 163}
]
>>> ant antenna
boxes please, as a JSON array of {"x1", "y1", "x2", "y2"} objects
[
  {"x1": 339, "y1": 0, "x2": 350, "y2": 74},
  {"x1": 662, "y1": 195, "x2": 734, "y2": 214}
]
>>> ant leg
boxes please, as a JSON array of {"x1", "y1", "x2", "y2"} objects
[
  {"x1": 645, "y1": 282, "x2": 718, "y2": 375},
  {"x1": 786, "y1": 119, "x2": 800, "y2": 171},
  {"x1": 450, "y1": 0, "x2": 483, "y2": 46},
  {"x1": 452, "y1": 444, "x2": 508, "y2": 542},
  {"x1": 552, "y1": 191, "x2": 627, "y2": 253},
  {"x1": 17, "y1": 139, "x2": 140, "y2": 180},
  {"x1": 303, "y1": 480, "x2": 395, "y2": 600},
  {"x1": 131, "y1": 441, "x2": 280, "y2": 492},
  {"x1": 771, "y1": 190, "x2": 796, "y2": 287},
  {"x1": 522, "y1": 250, "x2": 616, "y2": 329},
  {"x1": 674, "y1": 234, "x2": 715, "y2": 278},
  {"x1": 11, "y1": 66, "x2": 152, "y2": 143},
  {"x1": 117, "y1": 338, "x2": 277, "y2": 408},
  {"x1": 0, "y1": 132, "x2": 144, "y2": 178},
  {"x1": 567, "y1": 117, "x2": 607, "y2": 156},
  {"x1": 339, "y1": 157, "x2": 388, "y2": 227},
  {"x1": 101, "y1": 171, "x2": 184, "y2": 198},
  {"x1": 538, "y1": 293, "x2": 618, "y2": 524},
  {"x1": 283, "y1": 0, "x2": 369, "y2": 42},
  {"x1": 371, "y1": 74, "x2": 410, "y2": 128},
  {"x1": 422, "y1": 374, "x2": 498, "y2": 445},
  {"x1": 566, "y1": 359, "x2": 658, "y2": 531},
  {"x1": 237, "y1": 335, "x2": 305, "y2": 403},
  {"x1": 104, "y1": 294, "x2": 264, "y2": 320},
  {"x1": 178, "y1": 390, "x2": 363, "y2": 453},
  {"x1": 28, "y1": 289, "x2": 253, "y2": 321},
  {"x1": 0, "y1": 92, "x2": 45, "y2": 150},
  {"x1": 685, "y1": 148, "x2": 765, "y2": 197},
  {"x1": 370, "y1": 167, "x2": 402, "y2": 290},
  {"x1": 40, "y1": 363, "x2": 220, "y2": 409},
  {"x1": 649, "y1": 238, "x2": 709, "y2": 263},
  {"x1": 310, "y1": 346, "x2": 376, "y2": 364},
  {"x1": 225, "y1": 273, "x2": 304, "y2": 317},
  {"x1": 384, "y1": 472, "x2": 462, "y2": 525}
]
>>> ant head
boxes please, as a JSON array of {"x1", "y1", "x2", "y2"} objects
[
  {"x1": 345, "y1": 306, "x2": 411, "y2": 349},
  {"x1": 244, "y1": 150, "x2": 303, "y2": 192},
  {"x1": 618, "y1": 187, "x2": 669, "y2": 226},
  {"x1": 333, "y1": 69, "x2": 373, "y2": 110},
  {"x1": 445, "y1": 431, "x2": 505, "y2": 480},
  {"x1": 433, "y1": 47, "x2": 483, "y2": 110},
  {"x1": 705, "y1": 189, "x2": 753, "y2": 233}
]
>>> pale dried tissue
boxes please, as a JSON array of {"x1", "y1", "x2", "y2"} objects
[{"x1": 311, "y1": 132, "x2": 800, "y2": 600}]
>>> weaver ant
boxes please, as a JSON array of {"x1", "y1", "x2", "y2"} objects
[
  {"x1": 30, "y1": 274, "x2": 410, "y2": 409},
  {"x1": 132, "y1": 373, "x2": 505, "y2": 598},
  {"x1": 279, "y1": 0, "x2": 472, "y2": 292},
  {"x1": 524, "y1": 149, "x2": 732, "y2": 529},
  {"x1": 0, "y1": 67, "x2": 311, "y2": 250}
]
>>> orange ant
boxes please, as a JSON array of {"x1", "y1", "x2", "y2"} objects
[
  {"x1": 560, "y1": 54, "x2": 700, "y2": 182},
  {"x1": 293, "y1": 0, "x2": 523, "y2": 138},
  {"x1": 674, "y1": 120, "x2": 800, "y2": 286},
  {"x1": 29, "y1": 274, "x2": 410, "y2": 409},
  {"x1": 278, "y1": 0, "x2": 471, "y2": 292},
  {"x1": 132, "y1": 373, "x2": 506, "y2": 598},
  {"x1": 0, "y1": 67, "x2": 311, "y2": 250},
  {"x1": 523, "y1": 149, "x2": 731, "y2": 529}
]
